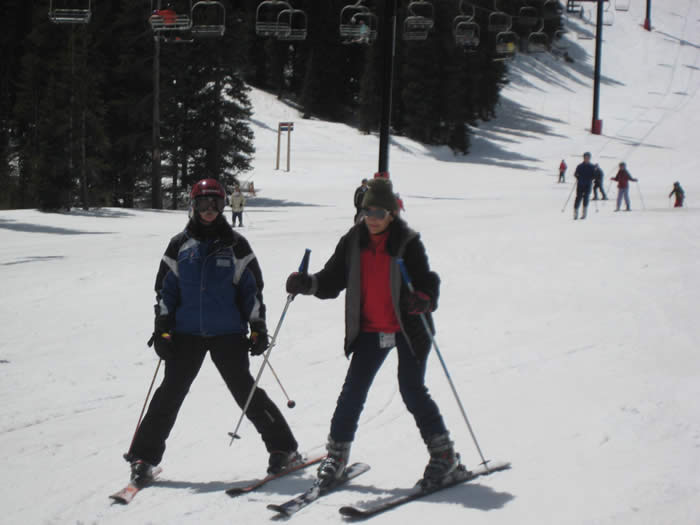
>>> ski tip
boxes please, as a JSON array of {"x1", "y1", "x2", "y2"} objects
[
  {"x1": 266, "y1": 504, "x2": 291, "y2": 517},
  {"x1": 339, "y1": 506, "x2": 366, "y2": 518}
]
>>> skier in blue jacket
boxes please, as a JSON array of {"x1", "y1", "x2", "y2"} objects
[{"x1": 125, "y1": 178, "x2": 300, "y2": 484}]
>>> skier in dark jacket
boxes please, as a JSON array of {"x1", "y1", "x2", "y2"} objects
[
  {"x1": 573, "y1": 152, "x2": 596, "y2": 220},
  {"x1": 125, "y1": 178, "x2": 300, "y2": 485},
  {"x1": 285, "y1": 177, "x2": 462, "y2": 490},
  {"x1": 353, "y1": 178, "x2": 368, "y2": 223},
  {"x1": 592, "y1": 164, "x2": 607, "y2": 201}
]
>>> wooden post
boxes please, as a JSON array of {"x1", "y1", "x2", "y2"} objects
[
  {"x1": 275, "y1": 124, "x2": 282, "y2": 170},
  {"x1": 276, "y1": 122, "x2": 294, "y2": 172}
]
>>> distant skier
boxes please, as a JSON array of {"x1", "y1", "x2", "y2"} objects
[
  {"x1": 611, "y1": 162, "x2": 638, "y2": 211},
  {"x1": 592, "y1": 164, "x2": 607, "y2": 200},
  {"x1": 669, "y1": 181, "x2": 685, "y2": 208},
  {"x1": 124, "y1": 178, "x2": 300, "y2": 485},
  {"x1": 558, "y1": 159, "x2": 567, "y2": 183},
  {"x1": 353, "y1": 178, "x2": 368, "y2": 223},
  {"x1": 285, "y1": 177, "x2": 463, "y2": 490},
  {"x1": 573, "y1": 152, "x2": 595, "y2": 220},
  {"x1": 230, "y1": 184, "x2": 246, "y2": 227}
]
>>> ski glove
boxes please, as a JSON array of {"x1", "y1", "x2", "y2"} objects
[
  {"x1": 249, "y1": 320, "x2": 270, "y2": 356},
  {"x1": 401, "y1": 290, "x2": 434, "y2": 316},
  {"x1": 285, "y1": 272, "x2": 312, "y2": 295},
  {"x1": 152, "y1": 314, "x2": 175, "y2": 360}
]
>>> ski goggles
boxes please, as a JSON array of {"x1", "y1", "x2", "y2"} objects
[
  {"x1": 194, "y1": 196, "x2": 225, "y2": 213},
  {"x1": 362, "y1": 207, "x2": 390, "y2": 220}
]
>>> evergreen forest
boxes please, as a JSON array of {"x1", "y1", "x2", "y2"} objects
[{"x1": 0, "y1": 0, "x2": 562, "y2": 210}]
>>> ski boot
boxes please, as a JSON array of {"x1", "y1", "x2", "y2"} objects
[
  {"x1": 317, "y1": 437, "x2": 351, "y2": 487},
  {"x1": 130, "y1": 459, "x2": 157, "y2": 486},
  {"x1": 421, "y1": 433, "x2": 461, "y2": 489},
  {"x1": 581, "y1": 206, "x2": 588, "y2": 220},
  {"x1": 268, "y1": 450, "x2": 303, "y2": 475},
  {"x1": 573, "y1": 208, "x2": 578, "y2": 220}
]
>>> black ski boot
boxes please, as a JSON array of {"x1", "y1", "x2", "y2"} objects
[
  {"x1": 421, "y1": 433, "x2": 460, "y2": 489},
  {"x1": 317, "y1": 437, "x2": 351, "y2": 487},
  {"x1": 130, "y1": 459, "x2": 157, "y2": 486},
  {"x1": 268, "y1": 450, "x2": 303, "y2": 475}
]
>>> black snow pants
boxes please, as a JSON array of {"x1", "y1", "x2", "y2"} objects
[{"x1": 128, "y1": 333, "x2": 297, "y2": 465}]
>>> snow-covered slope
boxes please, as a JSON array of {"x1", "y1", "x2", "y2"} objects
[{"x1": 1, "y1": 1, "x2": 699, "y2": 523}]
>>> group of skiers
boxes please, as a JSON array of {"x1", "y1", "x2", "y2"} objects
[
  {"x1": 561, "y1": 152, "x2": 685, "y2": 220},
  {"x1": 124, "y1": 176, "x2": 460, "y2": 492}
]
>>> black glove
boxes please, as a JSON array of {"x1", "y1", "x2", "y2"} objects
[
  {"x1": 249, "y1": 320, "x2": 270, "y2": 356},
  {"x1": 401, "y1": 290, "x2": 433, "y2": 316},
  {"x1": 152, "y1": 314, "x2": 175, "y2": 360},
  {"x1": 285, "y1": 272, "x2": 312, "y2": 295}
]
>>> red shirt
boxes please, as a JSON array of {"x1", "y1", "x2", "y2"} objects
[{"x1": 360, "y1": 231, "x2": 400, "y2": 333}]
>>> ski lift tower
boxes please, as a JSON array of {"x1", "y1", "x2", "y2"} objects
[
  {"x1": 643, "y1": 0, "x2": 651, "y2": 31},
  {"x1": 376, "y1": 0, "x2": 398, "y2": 176}
]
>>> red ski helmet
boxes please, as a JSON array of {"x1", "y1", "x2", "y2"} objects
[
  {"x1": 190, "y1": 178, "x2": 226, "y2": 200},
  {"x1": 189, "y1": 178, "x2": 226, "y2": 218}
]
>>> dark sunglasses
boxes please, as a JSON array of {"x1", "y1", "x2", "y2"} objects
[
  {"x1": 363, "y1": 208, "x2": 389, "y2": 220},
  {"x1": 194, "y1": 196, "x2": 225, "y2": 213}
]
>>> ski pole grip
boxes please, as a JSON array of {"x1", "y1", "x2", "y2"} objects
[
  {"x1": 298, "y1": 248, "x2": 311, "y2": 274},
  {"x1": 396, "y1": 258, "x2": 415, "y2": 291}
]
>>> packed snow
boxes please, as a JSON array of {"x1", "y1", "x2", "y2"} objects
[{"x1": 1, "y1": 1, "x2": 699, "y2": 523}]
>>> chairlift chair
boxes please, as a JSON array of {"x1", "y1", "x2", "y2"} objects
[
  {"x1": 191, "y1": 1, "x2": 226, "y2": 38},
  {"x1": 48, "y1": 0, "x2": 92, "y2": 24},
  {"x1": 340, "y1": 3, "x2": 378, "y2": 45},
  {"x1": 150, "y1": 0, "x2": 193, "y2": 31},
  {"x1": 403, "y1": 1, "x2": 435, "y2": 41},
  {"x1": 454, "y1": 21, "x2": 480, "y2": 48},
  {"x1": 494, "y1": 30, "x2": 518, "y2": 60},
  {"x1": 276, "y1": 8, "x2": 308, "y2": 40},
  {"x1": 542, "y1": 0, "x2": 563, "y2": 19},
  {"x1": 527, "y1": 19, "x2": 549, "y2": 53},
  {"x1": 488, "y1": 11, "x2": 512, "y2": 33},
  {"x1": 517, "y1": 6, "x2": 539, "y2": 28},
  {"x1": 551, "y1": 28, "x2": 568, "y2": 52},
  {"x1": 255, "y1": 0, "x2": 292, "y2": 37}
]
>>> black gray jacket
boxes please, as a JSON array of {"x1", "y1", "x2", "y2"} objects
[{"x1": 309, "y1": 218, "x2": 440, "y2": 360}]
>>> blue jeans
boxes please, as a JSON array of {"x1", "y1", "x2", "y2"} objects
[
  {"x1": 329, "y1": 332, "x2": 448, "y2": 443},
  {"x1": 616, "y1": 187, "x2": 631, "y2": 210}
]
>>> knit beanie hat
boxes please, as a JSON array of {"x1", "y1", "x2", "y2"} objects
[{"x1": 361, "y1": 177, "x2": 398, "y2": 212}]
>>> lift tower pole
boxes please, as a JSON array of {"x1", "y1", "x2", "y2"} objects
[
  {"x1": 591, "y1": 0, "x2": 604, "y2": 134},
  {"x1": 378, "y1": 0, "x2": 398, "y2": 175}
]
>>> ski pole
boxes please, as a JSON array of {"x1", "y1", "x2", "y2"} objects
[
  {"x1": 561, "y1": 183, "x2": 576, "y2": 213},
  {"x1": 397, "y1": 259, "x2": 491, "y2": 469},
  {"x1": 228, "y1": 249, "x2": 311, "y2": 444},
  {"x1": 266, "y1": 359, "x2": 296, "y2": 408},
  {"x1": 636, "y1": 181, "x2": 646, "y2": 210},
  {"x1": 125, "y1": 354, "x2": 162, "y2": 460}
]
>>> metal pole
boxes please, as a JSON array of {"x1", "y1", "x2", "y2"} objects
[
  {"x1": 397, "y1": 259, "x2": 491, "y2": 469},
  {"x1": 591, "y1": 0, "x2": 604, "y2": 135},
  {"x1": 126, "y1": 358, "x2": 163, "y2": 459},
  {"x1": 152, "y1": 2, "x2": 163, "y2": 209},
  {"x1": 644, "y1": 0, "x2": 651, "y2": 31},
  {"x1": 378, "y1": 0, "x2": 397, "y2": 175}
]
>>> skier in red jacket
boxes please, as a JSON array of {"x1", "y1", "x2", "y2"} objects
[{"x1": 611, "y1": 162, "x2": 638, "y2": 212}]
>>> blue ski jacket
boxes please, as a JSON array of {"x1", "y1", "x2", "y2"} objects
[{"x1": 155, "y1": 217, "x2": 266, "y2": 337}]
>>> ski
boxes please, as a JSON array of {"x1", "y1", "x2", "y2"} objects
[
  {"x1": 339, "y1": 460, "x2": 510, "y2": 519},
  {"x1": 225, "y1": 454, "x2": 326, "y2": 497},
  {"x1": 267, "y1": 462, "x2": 371, "y2": 517},
  {"x1": 109, "y1": 466, "x2": 163, "y2": 505}
]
